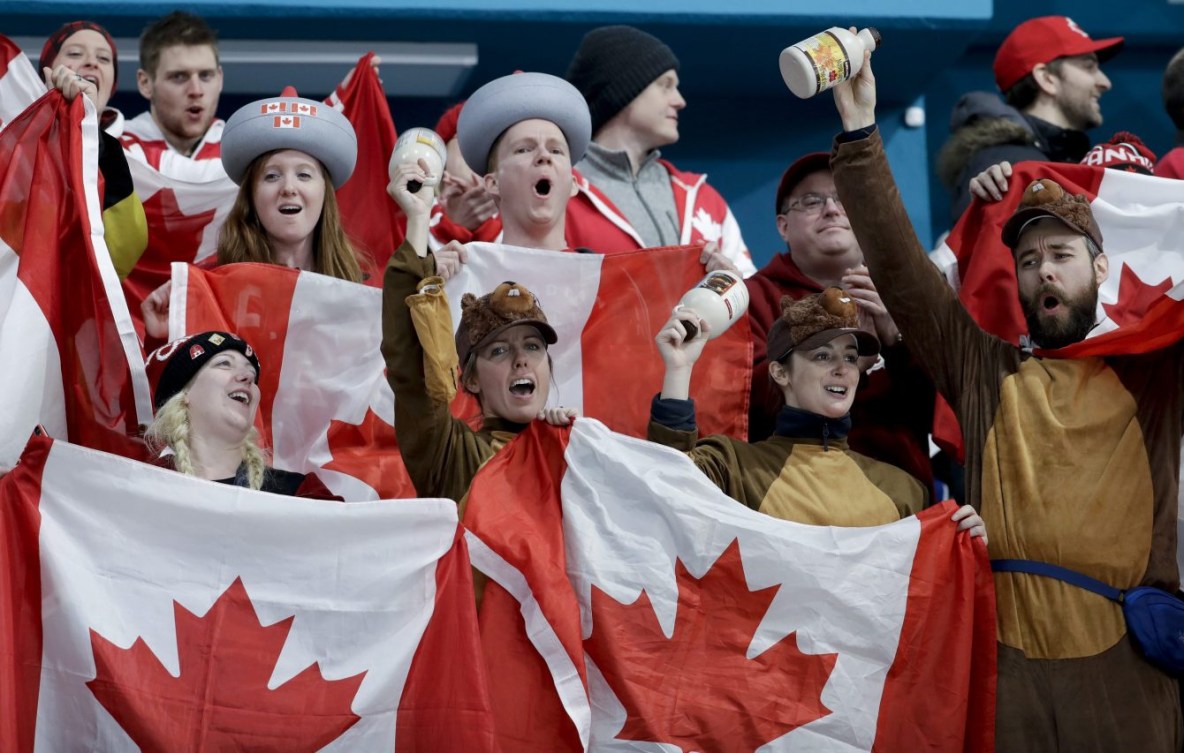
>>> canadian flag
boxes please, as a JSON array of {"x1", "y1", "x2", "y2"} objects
[
  {"x1": 261, "y1": 101, "x2": 286, "y2": 114},
  {"x1": 0, "y1": 433, "x2": 497, "y2": 752},
  {"x1": 0, "y1": 90, "x2": 152, "y2": 469},
  {"x1": 937, "y1": 160, "x2": 1184, "y2": 573},
  {"x1": 274, "y1": 115, "x2": 301, "y2": 129},
  {"x1": 168, "y1": 244, "x2": 751, "y2": 498},
  {"x1": 464, "y1": 419, "x2": 997, "y2": 752},
  {"x1": 449, "y1": 243, "x2": 751, "y2": 438},
  {"x1": 168, "y1": 261, "x2": 414, "y2": 501},
  {"x1": 938, "y1": 162, "x2": 1184, "y2": 360}
]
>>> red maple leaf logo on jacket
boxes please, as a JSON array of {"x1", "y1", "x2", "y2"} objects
[
  {"x1": 86, "y1": 577, "x2": 366, "y2": 751},
  {"x1": 585, "y1": 539, "x2": 837, "y2": 752}
]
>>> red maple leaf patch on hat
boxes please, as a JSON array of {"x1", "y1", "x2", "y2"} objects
[
  {"x1": 87, "y1": 577, "x2": 366, "y2": 751},
  {"x1": 585, "y1": 539, "x2": 837, "y2": 752}
]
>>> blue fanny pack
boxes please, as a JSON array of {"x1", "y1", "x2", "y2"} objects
[{"x1": 991, "y1": 559, "x2": 1184, "y2": 675}]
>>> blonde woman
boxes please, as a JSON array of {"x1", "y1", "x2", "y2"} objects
[{"x1": 144, "y1": 331, "x2": 337, "y2": 499}]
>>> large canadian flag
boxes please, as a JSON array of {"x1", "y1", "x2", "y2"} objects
[
  {"x1": 169, "y1": 243, "x2": 751, "y2": 499},
  {"x1": 0, "y1": 89, "x2": 152, "y2": 469},
  {"x1": 464, "y1": 419, "x2": 997, "y2": 753},
  {"x1": 0, "y1": 433, "x2": 496, "y2": 752}
]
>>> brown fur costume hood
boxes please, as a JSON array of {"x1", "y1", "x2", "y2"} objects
[
  {"x1": 1001, "y1": 178, "x2": 1104, "y2": 251},
  {"x1": 456, "y1": 281, "x2": 558, "y2": 366},
  {"x1": 766, "y1": 287, "x2": 880, "y2": 362}
]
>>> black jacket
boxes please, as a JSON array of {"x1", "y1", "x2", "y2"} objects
[{"x1": 938, "y1": 91, "x2": 1091, "y2": 223}]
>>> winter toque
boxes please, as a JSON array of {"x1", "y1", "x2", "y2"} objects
[{"x1": 566, "y1": 25, "x2": 680, "y2": 134}]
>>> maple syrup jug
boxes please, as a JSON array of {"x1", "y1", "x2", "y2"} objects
[
  {"x1": 390, "y1": 127, "x2": 447, "y2": 194},
  {"x1": 677, "y1": 270, "x2": 750, "y2": 341},
  {"x1": 780, "y1": 27, "x2": 881, "y2": 99}
]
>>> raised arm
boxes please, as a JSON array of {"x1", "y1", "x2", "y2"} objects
[
  {"x1": 829, "y1": 52, "x2": 1010, "y2": 403},
  {"x1": 382, "y1": 159, "x2": 487, "y2": 499}
]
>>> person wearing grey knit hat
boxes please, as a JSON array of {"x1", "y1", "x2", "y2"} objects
[
  {"x1": 448, "y1": 71, "x2": 591, "y2": 251},
  {"x1": 139, "y1": 86, "x2": 365, "y2": 342},
  {"x1": 564, "y1": 25, "x2": 755, "y2": 276},
  {"x1": 215, "y1": 87, "x2": 363, "y2": 281}
]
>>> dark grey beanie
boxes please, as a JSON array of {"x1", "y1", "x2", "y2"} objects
[{"x1": 566, "y1": 25, "x2": 680, "y2": 134}]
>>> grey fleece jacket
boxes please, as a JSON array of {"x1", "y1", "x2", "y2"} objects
[{"x1": 576, "y1": 142, "x2": 680, "y2": 248}]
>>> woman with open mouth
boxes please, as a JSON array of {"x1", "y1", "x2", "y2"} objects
[
  {"x1": 650, "y1": 287, "x2": 986, "y2": 538},
  {"x1": 143, "y1": 330, "x2": 338, "y2": 498},
  {"x1": 141, "y1": 88, "x2": 365, "y2": 341}
]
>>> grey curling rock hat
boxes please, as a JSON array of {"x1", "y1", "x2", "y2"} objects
[
  {"x1": 221, "y1": 86, "x2": 358, "y2": 188},
  {"x1": 457, "y1": 72, "x2": 592, "y2": 176}
]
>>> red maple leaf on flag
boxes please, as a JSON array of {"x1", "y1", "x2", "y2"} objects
[
  {"x1": 124, "y1": 188, "x2": 220, "y2": 312},
  {"x1": 1102, "y1": 264, "x2": 1174, "y2": 328},
  {"x1": 584, "y1": 540, "x2": 837, "y2": 752},
  {"x1": 324, "y1": 405, "x2": 417, "y2": 498},
  {"x1": 139, "y1": 187, "x2": 219, "y2": 264},
  {"x1": 87, "y1": 577, "x2": 366, "y2": 751}
]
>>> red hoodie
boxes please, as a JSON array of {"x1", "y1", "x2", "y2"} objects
[{"x1": 746, "y1": 252, "x2": 936, "y2": 493}]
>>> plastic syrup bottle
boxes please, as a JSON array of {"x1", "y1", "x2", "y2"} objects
[
  {"x1": 677, "y1": 270, "x2": 750, "y2": 341},
  {"x1": 390, "y1": 127, "x2": 447, "y2": 194},
  {"x1": 780, "y1": 27, "x2": 881, "y2": 99}
]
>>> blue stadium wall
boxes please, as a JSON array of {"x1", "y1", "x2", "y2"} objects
[{"x1": 6, "y1": 0, "x2": 1181, "y2": 266}]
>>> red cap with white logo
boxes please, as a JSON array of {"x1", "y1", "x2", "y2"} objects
[{"x1": 993, "y1": 16, "x2": 1123, "y2": 93}]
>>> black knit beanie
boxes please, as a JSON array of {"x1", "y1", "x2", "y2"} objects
[{"x1": 566, "y1": 25, "x2": 681, "y2": 134}]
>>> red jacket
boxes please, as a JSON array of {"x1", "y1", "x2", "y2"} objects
[
  {"x1": 427, "y1": 163, "x2": 755, "y2": 275},
  {"x1": 746, "y1": 252, "x2": 936, "y2": 492},
  {"x1": 567, "y1": 164, "x2": 755, "y2": 273}
]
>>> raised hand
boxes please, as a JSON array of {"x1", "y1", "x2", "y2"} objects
[{"x1": 832, "y1": 44, "x2": 877, "y2": 132}]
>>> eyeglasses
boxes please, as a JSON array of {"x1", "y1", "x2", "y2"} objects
[{"x1": 784, "y1": 192, "x2": 844, "y2": 215}]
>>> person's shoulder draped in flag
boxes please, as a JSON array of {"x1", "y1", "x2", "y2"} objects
[
  {"x1": 830, "y1": 44, "x2": 1183, "y2": 751},
  {"x1": 39, "y1": 20, "x2": 148, "y2": 280},
  {"x1": 381, "y1": 72, "x2": 588, "y2": 503},
  {"x1": 651, "y1": 288, "x2": 984, "y2": 538},
  {"x1": 141, "y1": 87, "x2": 366, "y2": 343},
  {"x1": 144, "y1": 330, "x2": 338, "y2": 499}
]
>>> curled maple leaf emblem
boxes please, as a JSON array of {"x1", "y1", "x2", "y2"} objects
[
  {"x1": 87, "y1": 577, "x2": 366, "y2": 751},
  {"x1": 584, "y1": 539, "x2": 837, "y2": 752},
  {"x1": 1102, "y1": 264, "x2": 1173, "y2": 328}
]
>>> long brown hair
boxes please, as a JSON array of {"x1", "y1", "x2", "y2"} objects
[{"x1": 217, "y1": 151, "x2": 366, "y2": 283}]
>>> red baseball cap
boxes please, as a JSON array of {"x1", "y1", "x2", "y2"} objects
[
  {"x1": 994, "y1": 16, "x2": 1123, "y2": 93},
  {"x1": 774, "y1": 152, "x2": 830, "y2": 214}
]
